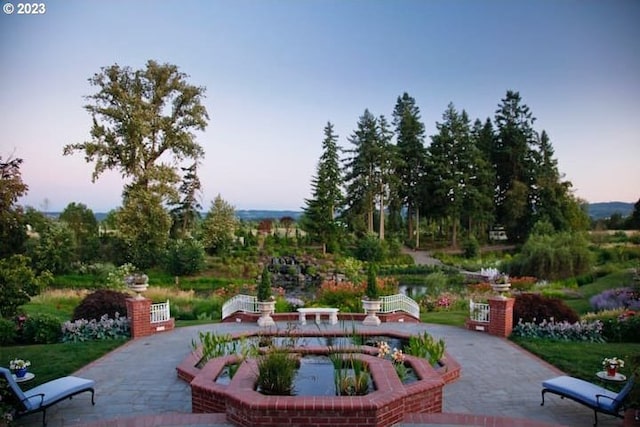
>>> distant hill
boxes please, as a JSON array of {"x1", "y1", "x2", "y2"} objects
[
  {"x1": 89, "y1": 210, "x2": 303, "y2": 223},
  {"x1": 587, "y1": 202, "x2": 634, "y2": 220},
  {"x1": 57, "y1": 204, "x2": 636, "y2": 223}
]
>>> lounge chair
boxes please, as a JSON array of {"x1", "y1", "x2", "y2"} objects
[
  {"x1": 0, "y1": 367, "x2": 95, "y2": 426},
  {"x1": 541, "y1": 374, "x2": 635, "y2": 426}
]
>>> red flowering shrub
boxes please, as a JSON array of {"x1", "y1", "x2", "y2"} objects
[
  {"x1": 510, "y1": 276, "x2": 537, "y2": 292},
  {"x1": 316, "y1": 280, "x2": 364, "y2": 312}
]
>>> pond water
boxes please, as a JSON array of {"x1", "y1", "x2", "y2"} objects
[{"x1": 216, "y1": 354, "x2": 417, "y2": 395}]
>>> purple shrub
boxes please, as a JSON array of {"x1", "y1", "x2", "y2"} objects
[{"x1": 589, "y1": 287, "x2": 640, "y2": 311}]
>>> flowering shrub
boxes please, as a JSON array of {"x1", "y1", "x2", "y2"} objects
[
  {"x1": 601, "y1": 311, "x2": 640, "y2": 343},
  {"x1": 419, "y1": 292, "x2": 461, "y2": 312},
  {"x1": 509, "y1": 276, "x2": 537, "y2": 292},
  {"x1": 62, "y1": 313, "x2": 130, "y2": 342},
  {"x1": 316, "y1": 280, "x2": 364, "y2": 312},
  {"x1": 589, "y1": 287, "x2": 640, "y2": 311},
  {"x1": 510, "y1": 318, "x2": 605, "y2": 342}
]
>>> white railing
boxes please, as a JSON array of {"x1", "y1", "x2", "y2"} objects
[
  {"x1": 469, "y1": 299, "x2": 490, "y2": 323},
  {"x1": 150, "y1": 300, "x2": 170, "y2": 323},
  {"x1": 222, "y1": 294, "x2": 258, "y2": 320},
  {"x1": 380, "y1": 294, "x2": 420, "y2": 319}
]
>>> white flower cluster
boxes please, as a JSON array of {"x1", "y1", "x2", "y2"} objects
[
  {"x1": 9, "y1": 359, "x2": 30, "y2": 370},
  {"x1": 602, "y1": 357, "x2": 624, "y2": 368}
]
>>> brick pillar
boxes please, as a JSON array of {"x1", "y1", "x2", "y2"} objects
[
  {"x1": 488, "y1": 297, "x2": 515, "y2": 338},
  {"x1": 126, "y1": 297, "x2": 152, "y2": 339}
]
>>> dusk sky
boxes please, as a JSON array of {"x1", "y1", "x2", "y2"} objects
[{"x1": 1, "y1": 0, "x2": 638, "y2": 212}]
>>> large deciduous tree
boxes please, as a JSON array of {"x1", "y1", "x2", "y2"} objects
[
  {"x1": 302, "y1": 122, "x2": 343, "y2": 252},
  {"x1": 0, "y1": 156, "x2": 28, "y2": 258},
  {"x1": 59, "y1": 202, "x2": 100, "y2": 262},
  {"x1": 201, "y1": 194, "x2": 238, "y2": 255},
  {"x1": 63, "y1": 60, "x2": 209, "y2": 265}
]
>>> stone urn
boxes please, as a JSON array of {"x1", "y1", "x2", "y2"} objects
[
  {"x1": 127, "y1": 273, "x2": 149, "y2": 299},
  {"x1": 257, "y1": 299, "x2": 276, "y2": 327},
  {"x1": 491, "y1": 275, "x2": 511, "y2": 299},
  {"x1": 362, "y1": 299, "x2": 382, "y2": 326}
]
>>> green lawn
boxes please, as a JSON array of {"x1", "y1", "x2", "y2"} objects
[
  {"x1": 0, "y1": 340, "x2": 127, "y2": 390},
  {"x1": 511, "y1": 338, "x2": 639, "y2": 391}
]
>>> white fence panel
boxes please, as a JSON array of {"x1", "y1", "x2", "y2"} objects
[
  {"x1": 469, "y1": 299, "x2": 490, "y2": 323},
  {"x1": 150, "y1": 300, "x2": 170, "y2": 323}
]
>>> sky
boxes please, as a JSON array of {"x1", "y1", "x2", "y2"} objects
[{"x1": 1, "y1": 0, "x2": 639, "y2": 212}]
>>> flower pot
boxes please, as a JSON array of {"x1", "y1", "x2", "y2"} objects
[
  {"x1": 607, "y1": 364, "x2": 618, "y2": 377},
  {"x1": 15, "y1": 367, "x2": 27, "y2": 378}
]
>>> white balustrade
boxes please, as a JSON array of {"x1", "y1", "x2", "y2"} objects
[
  {"x1": 222, "y1": 294, "x2": 258, "y2": 320},
  {"x1": 380, "y1": 294, "x2": 420, "y2": 319}
]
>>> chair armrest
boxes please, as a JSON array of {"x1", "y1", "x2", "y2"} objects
[
  {"x1": 595, "y1": 394, "x2": 616, "y2": 404},
  {"x1": 22, "y1": 393, "x2": 45, "y2": 408}
]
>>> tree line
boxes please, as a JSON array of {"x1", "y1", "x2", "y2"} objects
[{"x1": 302, "y1": 90, "x2": 600, "y2": 252}]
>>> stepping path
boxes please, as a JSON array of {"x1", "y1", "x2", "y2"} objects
[{"x1": 15, "y1": 321, "x2": 622, "y2": 427}]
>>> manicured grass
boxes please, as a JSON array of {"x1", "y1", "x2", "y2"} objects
[
  {"x1": 0, "y1": 340, "x2": 127, "y2": 389},
  {"x1": 512, "y1": 337, "x2": 640, "y2": 389},
  {"x1": 421, "y1": 309, "x2": 468, "y2": 326}
]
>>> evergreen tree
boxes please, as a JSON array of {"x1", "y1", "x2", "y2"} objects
[
  {"x1": 464, "y1": 119, "x2": 496, "y2": 240},
  {"x1": 170, "y1": 163, "x2": 202, "y2": 238},
  {"x1": 302, "y1": 122, "x2": 343, "y2": 252},
  {"x1": 493, "y1": 90, "x2": 538, "y2": 242},
  {"x1": 373, "y1": 115, "x2": 398, "y2": 241},
  {"x1": 342, "y1": 110, "x2": 379, "y2": 236},
  {"x1": 392, "y1": 92, "x2": 428, "y2": 245},
  {"x1": 425, "y1": 103, "x2": 476, "y2": 246}
]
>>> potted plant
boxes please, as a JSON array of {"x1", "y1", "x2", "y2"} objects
[
  {"x1": 9, "y1": 358, "x2": 31, "y2": 378},
  {"x1": 362, "y1": 263, "x2": 382, "y2": 326},
  {"x1": 257, "y1": 265, "x2": 275, "y2": 327}
]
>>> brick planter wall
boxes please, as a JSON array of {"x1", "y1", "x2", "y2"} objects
[{"x1": 180, "y1": 329, "x2": 461, "y2": 427}]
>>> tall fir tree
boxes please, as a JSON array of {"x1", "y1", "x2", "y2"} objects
[
  {"x1": 465, "y1": 119, "x2": 497, "y2": 240},
  {"x1": 392, "y1": 92, "x2": 428, "y2": 246},
  {"x1": 302, "y1": 122, "x2": 343, "y2": 252},
  {"x1": 342, "y1": 109, "x2": 379, "y2": 235},
  {"x1": 170, "y1": 163, "x2": 202, "y2": 238},
  {"x1": 493, "y1": 90, "x2": 538, "y2": 242},
  {"x1": 425, "y1": 103, "x2": 477, "y2": 246}
]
